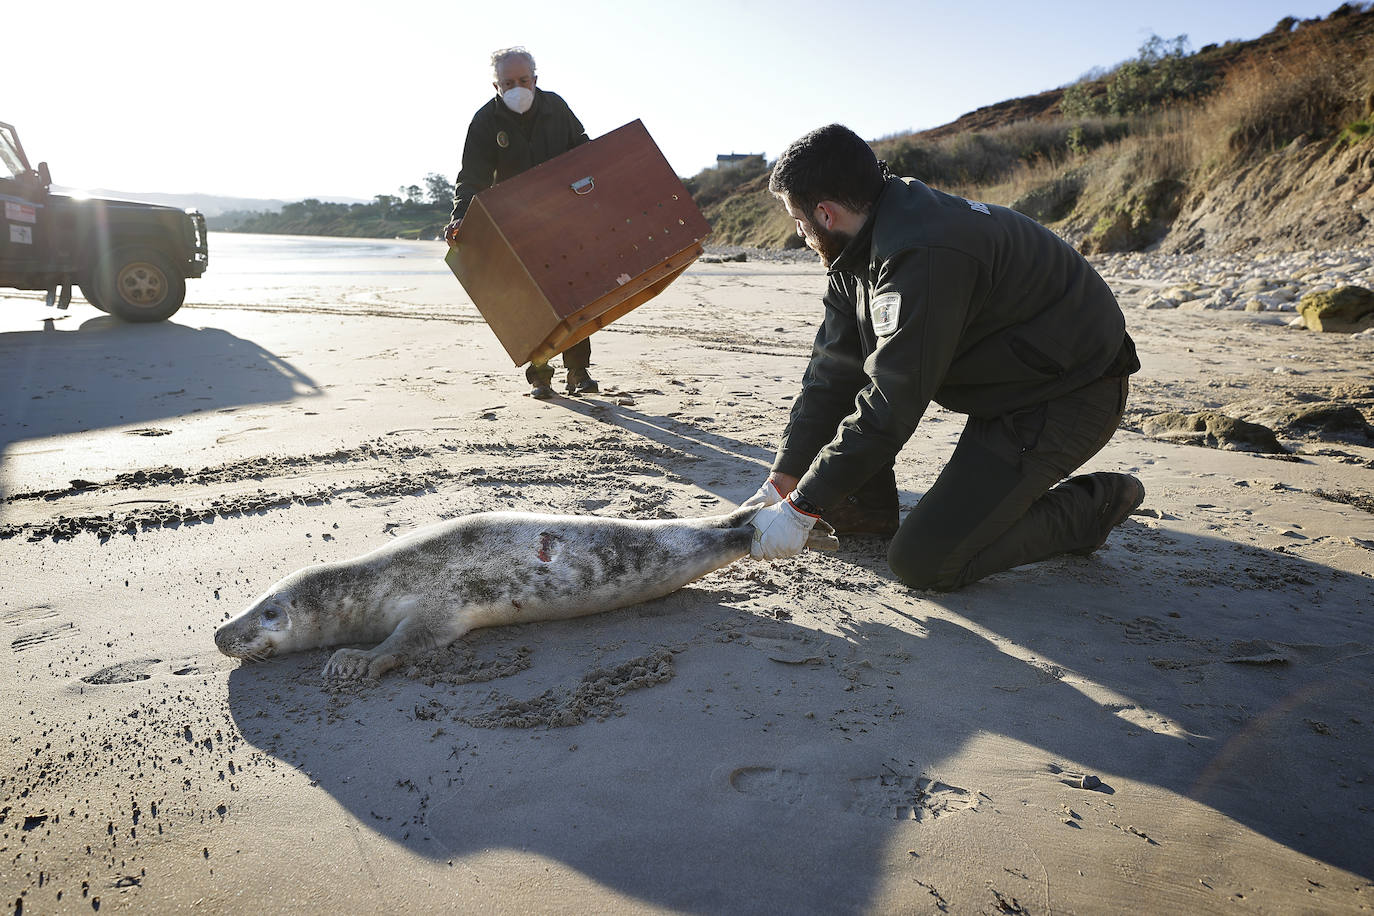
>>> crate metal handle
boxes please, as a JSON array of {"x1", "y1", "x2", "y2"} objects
[{"x1": 571, "y1": 177, "x2": 595, "y2": 195}]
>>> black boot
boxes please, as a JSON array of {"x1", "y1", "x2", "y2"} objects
[
  {"x1": 1070, "y1": 473, "x2": 1146, "y2": 555},
  {"x1": 823, "y1": 493, "x2": 900, "y2": 537},
  {"x1": 527, "y1": 360, "x2": 556, "y2": 399},
  {"x1": 565, "y1": 368, "x2": 599, "y2": 395}
]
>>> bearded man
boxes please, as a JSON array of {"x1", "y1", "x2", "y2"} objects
[{"x1": 744, "y1": 124, "x2": 1143, "y2": 590}]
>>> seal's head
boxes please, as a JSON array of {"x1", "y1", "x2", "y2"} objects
[
  {"x1": 215, "y1": 590, "x2": 296, "y2": 662},
  {"x1": 215, "y1": 566, "x2": 335, "y2": 662}
]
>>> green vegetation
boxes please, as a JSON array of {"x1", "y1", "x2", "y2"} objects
[
  {"x1": 1060, "y1": 35, "x2": 1210, "y2": 118},
  {"x1": 224, "y1": 173, "x2": 455, "y2": 239},
  {"x1": 682, "y1": 155, "x2": 767, "y2": 208},
  {"x1": 1340, "y1": 117, "x2": 1374, "y2": 145}
]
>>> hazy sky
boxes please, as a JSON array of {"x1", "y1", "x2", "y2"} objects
[{"x1": 8, "y1": 0, "x2": 1350, "y2": 202}]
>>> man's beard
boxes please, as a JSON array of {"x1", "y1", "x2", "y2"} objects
[{"x1": 807, "y1": 221, "x2": 851, "y2": 267}]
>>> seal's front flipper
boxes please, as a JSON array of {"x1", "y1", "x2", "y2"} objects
[
  {"x1": 805, "y1": 519, "x2": 839, "y2": 552},
  {"x1": 324, "y1": 646, "x2": 396, "y2": 680},
  {"x1": 322, "y1": 617, "x2": 437, "y2": 680}
]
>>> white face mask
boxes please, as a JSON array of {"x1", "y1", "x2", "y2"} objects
[{"x1": 501, "y1": 87, "x2": 534, "y2": 114}]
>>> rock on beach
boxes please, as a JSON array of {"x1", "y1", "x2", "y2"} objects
[
  {"x1": 1092, "y1": 246, "x2": 1374, "y2": 329},
  {"x1": 1297, "y1": 285, "x2": 1374, "y2": 333}
]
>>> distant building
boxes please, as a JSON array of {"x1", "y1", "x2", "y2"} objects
[{"x1": 716, "y1": 153, "x2": 765, "y2": 170}]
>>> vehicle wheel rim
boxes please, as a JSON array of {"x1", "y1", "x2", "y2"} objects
[{"x1": 116, "y1": 262, "x2": 167, "y2": 307}]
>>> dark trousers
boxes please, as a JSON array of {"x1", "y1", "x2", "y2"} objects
[
  {"x1": 526, "y1": 337, "x2": 592, "y2": 386},
  {"x1": 888, "y1": 375, "x2": 1129, "y2": 591}
]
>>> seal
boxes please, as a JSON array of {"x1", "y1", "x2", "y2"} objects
[{"x1": 215, "y1": 506, "x2": 837, "y2": 680}]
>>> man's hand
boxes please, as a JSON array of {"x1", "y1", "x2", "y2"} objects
[
  {"x1": 444, "y1": 219, "x2": 462, "y2": 247},
  {"x1": 750, "y1": 497, "x2": 819, "y2": 560},
  {"x1": 741, "y1": 473, "x2": 799, "y2": 509}
]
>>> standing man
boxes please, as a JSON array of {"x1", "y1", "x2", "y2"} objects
[
  {"x1": 445, "y1": 46, "x2": 600, "y2": 400},
  {"x1": 744, "y1": 124, "x2": 1143, "y2": 591}
]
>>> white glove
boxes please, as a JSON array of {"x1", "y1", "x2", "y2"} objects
[
  {"x1": 750, "y1": 498, "x2": 819, "y2": 560},
  {"x1": 741, "y1": 479, "x2": 784, "y2": 509}
]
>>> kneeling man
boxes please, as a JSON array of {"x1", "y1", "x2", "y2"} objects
[{"x1": 746, "y1": 124, "x2": 1142, "y2": 590}]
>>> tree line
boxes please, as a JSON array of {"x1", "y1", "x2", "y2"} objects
[{"x1": 213, "y1": 172, "x2": 458, "y2": 239}]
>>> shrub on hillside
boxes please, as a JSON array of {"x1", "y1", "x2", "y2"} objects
[
  {"x1": 700, "y1": 187, "x2": 795, "y2": 248},
  {"x1": 1008, "y1": 171, "x2": 1085, "y2": 223},
  {"x1": 1062, "y1": 34, "x2": 1212, "y2": 118},
  {"x1": 1077, "y1": 128, "x2": 1194, "y2": 253},
  {"x1": 1200, "y1": 25, "x2": 1374, "y2": 160},
  {"x1": 683, "y1": 157, "x2": 768, "y2": 209},
  {"x1": 878, "y1": 118, "x2": 1129, "y2": 189}
]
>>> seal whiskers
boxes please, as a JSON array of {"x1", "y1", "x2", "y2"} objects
[{"x1": 215, "y1": 507, "x2": 837, "y2": 680}]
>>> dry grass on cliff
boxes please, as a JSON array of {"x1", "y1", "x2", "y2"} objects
[
  {"x1": 695, "y1": 8, "x2": 1374, "y2": 250},
  {"x1": 968, "y1": 18, "x2": 1373, "y2": 250},
  {"x1": 1194, "y1": 24, "x2": 1374, "y2": 166}
]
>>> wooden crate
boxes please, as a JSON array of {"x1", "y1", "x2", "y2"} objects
[{"x1": 445, "y1": 119, "x2": 711, "y2": 365}]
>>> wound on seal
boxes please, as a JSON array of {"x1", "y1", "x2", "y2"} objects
[{"x1": 536, "y1": 531, "x2": 559, "y2": 562}]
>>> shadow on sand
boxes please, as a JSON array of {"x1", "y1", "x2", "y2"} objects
[
  {"x1": 0, "y1": 313, "x2": 317, "y2": 494},
  {"x1": 225, "y1": 522, "x2": 1373, "y2": 910}
]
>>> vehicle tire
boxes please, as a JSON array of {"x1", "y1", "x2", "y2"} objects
[
  {"x1": 93, "y1": 247, "x2": 186, "y2": 322},
  {"x1": 77, "y1": 277, "x2": 109, "y2": 312}
]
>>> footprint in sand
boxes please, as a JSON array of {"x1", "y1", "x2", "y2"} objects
[
  {"x1": 81, "y1": 659, "x2": 164, "y2": 685},
  {"x1": 6, "y1": 604, "x2": 77, "y2": 653},
  {"x1": 79, "y1": 657, "x2": 209, "y2": 684},
  {"x1": 10, "y1": 625, "x2": 77, "y2": 652},
  {"x1": 728, "y1": 766, "x2": 977, "y2": 821}
]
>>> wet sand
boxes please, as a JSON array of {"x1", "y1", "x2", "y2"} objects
[{"x1": 2, "y1": 238, "x2": 1372, "y2": 913}]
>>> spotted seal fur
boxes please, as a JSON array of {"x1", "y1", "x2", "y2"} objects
[{"x1": 215, "y1": 506, "x2": 837, "y2": 679}]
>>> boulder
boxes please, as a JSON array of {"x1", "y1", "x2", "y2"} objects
[
  {"x1": 1141, "y1": 411, "x2": 1288, "y2": 453},
  {"x1": 1297, "y1": 285, "x2": 1374, "y2": 332},
  {"x1": 1274, "y1": 403, "x2": 1374, "y2": 443}
]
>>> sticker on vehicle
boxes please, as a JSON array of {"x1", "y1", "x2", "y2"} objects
[{"x1": 5, "y1": 201, "x2": 37, "y2": 223}]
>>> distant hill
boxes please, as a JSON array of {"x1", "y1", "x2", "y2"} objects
[
  {"x1": 67, "y1": 190, "x2": 291, "y2": 218},
  {"x1": 54, "y1": 189, "x2": 371, "y2": 231},
  {"x1": 224, "y1": 197, "x2": 451, "y2": 240},
  {"x1": 690, "y1": 3, "x2": 1374, "y2": 255}
]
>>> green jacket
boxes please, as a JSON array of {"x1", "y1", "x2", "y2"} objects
[
  {"x1": 450, "y1": 88, "x2": 588, "y2": 220},
  {"x1": 779, "y1": 177, "x2": 1137, "y2": 509}
]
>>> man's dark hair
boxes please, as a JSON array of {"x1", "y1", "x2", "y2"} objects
[{"x1": 768, "y1": 124, "x2": 885, "y2": 217}]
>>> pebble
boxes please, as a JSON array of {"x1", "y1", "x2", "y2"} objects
[
  {"x1": 1091, "y1": 246, "x2": 1374, "y2": 320},
  {"x1": 705, "y1": 247, "x2": 1374, "y2": 314}
]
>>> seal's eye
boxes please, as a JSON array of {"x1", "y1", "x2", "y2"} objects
[{"x1": 259, "y1": 605, "x2": 288, "y2": 631}]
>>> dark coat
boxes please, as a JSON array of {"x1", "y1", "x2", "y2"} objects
[
  {"x1": 779, "y1": 177, "x2": 1138, "y2": 508},
  {"x1": 450, "y1": 88, "x2": 588, "y2": 221}
]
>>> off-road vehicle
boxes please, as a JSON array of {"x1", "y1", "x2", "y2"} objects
[{"x1": 1, "y1": 121, "x2": 208, "y2": 321}]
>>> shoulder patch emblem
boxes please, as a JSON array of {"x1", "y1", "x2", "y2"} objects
[
  {"x1": 966, "y1": 198, "x2": 991, "y2": 215},
  {"x1": 496, "y1": 130, "x2": 509, "y2": 149},
  {"x1": 871, "y1": 291, "x2": 902, "y2": 336}
]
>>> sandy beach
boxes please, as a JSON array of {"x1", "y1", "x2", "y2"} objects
[{"x1": 2, "y1": 234, "x2": 1372, "y2": 914}]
